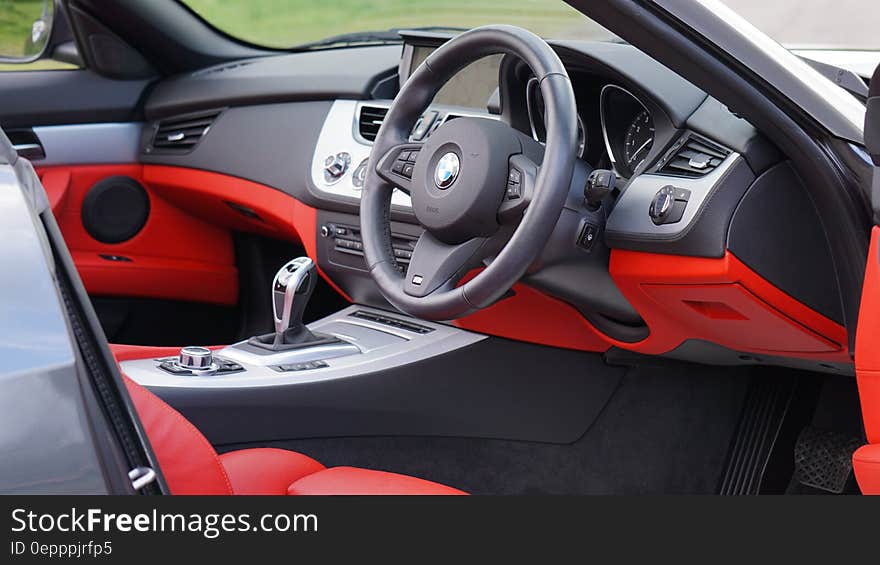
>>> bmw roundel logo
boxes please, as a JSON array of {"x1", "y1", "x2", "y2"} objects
[{"x1": 434, "y1": 152, "x2": 460, "y2": 189}]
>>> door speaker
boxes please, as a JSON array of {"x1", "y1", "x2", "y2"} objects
[{"x1": 81, "y1": 176, "x2": 150, "y2": 244}]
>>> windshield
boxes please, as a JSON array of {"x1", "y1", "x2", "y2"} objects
[
  {"x1": 180, "y1": 0, "x2": 614, "y2": 49},
  {"x1": 181, "y1": 0, "x2": 878, "y2": 52},
  {"x1": 721, "y1": 0, "x2": 878, "y2": 50}
]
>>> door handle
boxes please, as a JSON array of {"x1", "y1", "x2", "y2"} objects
[{"x1": 7, "y1": 129, "x2": 45, "y2": 160}]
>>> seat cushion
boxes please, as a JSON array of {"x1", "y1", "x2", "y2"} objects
[
  {"x1": 854, "y1": 444, "x2": 880, "y2": 495},
  {"x1": 124, "y1": 376, "x2": 233, "y2": 495},
  {"x1": 288, "y1": 466, "x2": 466, "y2": 495},
  {"x1": 220, "y1": 448, "x2": 325, "y2": 495},
  {"x1": 115, "y1": 344, "x2": 466, "y2": 496}
]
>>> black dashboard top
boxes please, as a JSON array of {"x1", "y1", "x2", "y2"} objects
[
  {"x1": 144, "y1": 45, "x2": 402, "y2": 120},
  {"x1": 143, "y1": 39, "x2": 709, "y2": 127}
]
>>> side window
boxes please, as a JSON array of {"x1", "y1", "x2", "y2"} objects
[{"x1": 0, "y1": 0, "x2": 80, "y2": 72}]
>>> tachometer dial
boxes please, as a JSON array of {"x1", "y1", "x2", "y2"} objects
[{"x1": 623, "y1": 110, "x2": 654, "y2": 171}]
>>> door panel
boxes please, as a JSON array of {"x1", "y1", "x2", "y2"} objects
[{"x1": 37, "y1": 164, "x2": 238, "y2": 305}]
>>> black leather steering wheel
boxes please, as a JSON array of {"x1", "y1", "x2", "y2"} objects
[{"x1": 361, "y1": 25, "x2": 578, "y2": 320}]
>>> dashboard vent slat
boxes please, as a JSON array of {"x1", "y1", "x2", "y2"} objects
[
  {"x1": 659, "y1": 134, "x2": 731, "y2": 178},
  {"x1": 358, "y1": 105, "x2": 388, "y2": 142},
  {"x1": 149, "y1": 110, "x2": 222, "y2": 153}
]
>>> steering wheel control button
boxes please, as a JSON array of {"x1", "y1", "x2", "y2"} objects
[
  {"x1": 434, "y1": 152, "x2": 461, "y2": 189},
  {"x1": 649, "y1": 185, "x2": 691, "y2": 225},
  {"x1": 322, "y1": 152, "x2": 351, "y2": 184},
  {"x1": 584, "y1": 169, "x2": 616, "y2": 210},
  {"x1": 391, "y1": 149, "x2": 420, "y2": 180},
  {"x1": 506, "y1": 167, "x2": 522, "y2": 199},
  {"x1": 411, "y1": 274, "x2": 424, "y2": 286}
]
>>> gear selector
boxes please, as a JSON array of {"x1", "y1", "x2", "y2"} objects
[
  {"x1": 272, "y1": 257, "x2": 317, "y2": 343},
  {"x1": 247, "y1": 257, "x2": 340, "y2": 351}
]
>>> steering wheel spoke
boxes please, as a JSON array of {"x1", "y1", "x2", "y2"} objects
[
  {"x1": 402, "y1": 232, "x2": 489, "y2": 298},
  {"x1": 498, "y1": 153, "x2": 540, "y2": 223},
  {"x1": 375, "y1": 142, "x2": 423, "y2": 195}
]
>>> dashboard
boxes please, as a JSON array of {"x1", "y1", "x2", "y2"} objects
[{"x1": 136, "y1": 33, "x2": 850, "y2": 374}]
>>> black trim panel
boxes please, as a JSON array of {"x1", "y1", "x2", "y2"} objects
[
  {"x1": 140, "y1": 101, "x2": 331, "y2": 198},
  {"x1": 728, "y1": 161, "x2": 844, "y2": 324},
  {"x1": 144, "y1": 45, "x2": 401, "y2": 119},
  {"x1": 0, "y1": 70, "x2": 148, "y2": 128},
  {"x1": 606, "y1": 156, "x2": 755, "y2": 257}
]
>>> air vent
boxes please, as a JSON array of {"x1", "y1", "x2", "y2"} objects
[
  {"x1": 150, "y1": 110, "x2": 221, "y2": 153},
  {"x1": 659, "y1": 134, "x2": 731, "y2": 178},
  {"x1": 358, "y1": 105, "x2": 388, "y2": 142}
]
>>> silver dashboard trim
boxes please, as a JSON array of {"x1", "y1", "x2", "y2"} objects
[
  {"x1": 32, "y1": 122, "x2": 142, "y2": 166},
  {"x1": 310, "y1": 100, "x2": 412, "y2": 208}
]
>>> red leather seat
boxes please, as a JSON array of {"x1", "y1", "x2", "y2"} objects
[{"x1": 114, "y1": 345, "x2": 465, "y2": 495}]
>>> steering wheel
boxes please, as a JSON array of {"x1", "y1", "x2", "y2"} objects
[{"x1": 361, "y1": 25, "x2": 578, "y2": 320}]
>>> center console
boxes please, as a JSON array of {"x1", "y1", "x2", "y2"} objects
[
  {"x1": 121, "y1": 303, "x2": 484, "y2": 388},
  {"x1": 119, "y1": 255, "x2": 622, "y2": 446},
  {"x1": 121, "y1": 256, "x2": 485, "y2": 388}
]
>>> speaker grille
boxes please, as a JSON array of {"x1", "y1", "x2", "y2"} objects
[{"x1": 81, "y1": 176, "x2": 150, "y2": 244}]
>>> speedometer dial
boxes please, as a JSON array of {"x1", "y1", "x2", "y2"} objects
[{"x1": 623, "y1": 110, "x2": 654, "y2": 171}]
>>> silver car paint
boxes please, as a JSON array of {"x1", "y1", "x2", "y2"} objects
[{"x1": 0, "y1": 162, "x2": 108, "y2": 493}]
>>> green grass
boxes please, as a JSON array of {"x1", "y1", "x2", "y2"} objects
[
  {"x1": 0, "y1": 0, "x2": 76, "y2": 70},
  {"x1": 0, "y1": 0, "x2": 46, "y2": 57},
  {"x1": 0, "y1": 59, "x2": 75, "y2": 71},
  {"x1": 0, "y1": 0, "x2": 610, "y2": 71},
  {"x1": 183, "y1": 0, "x2": 613, "y2": 49}
]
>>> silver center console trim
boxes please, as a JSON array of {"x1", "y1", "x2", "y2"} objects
[
  {"x1": 120, "y1": 306, "x2": 487, "y2": 388},
  {"x1": 220, "y1": 339, "x2": 362, "y2": 367},
  {"x1": 605, "y1": 152, "x2": 741, "y2": 239}
]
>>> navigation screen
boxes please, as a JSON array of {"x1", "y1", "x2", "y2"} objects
[{"x1": 409, "y1": 46, "x2": 501, "y2": 110}]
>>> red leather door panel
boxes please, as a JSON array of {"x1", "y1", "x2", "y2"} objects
[{"x1": 39, "y1": 164, "x2": 238, "y2": 305}]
